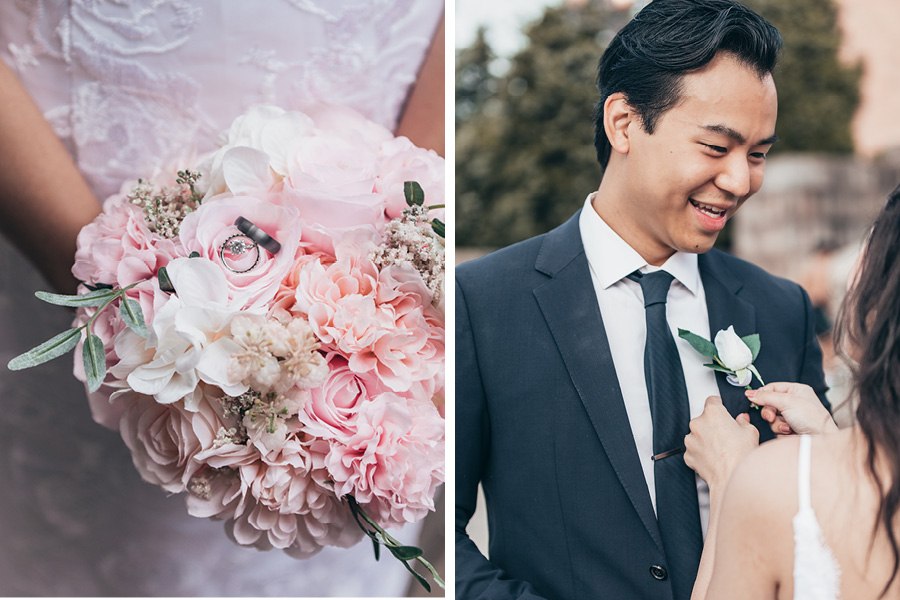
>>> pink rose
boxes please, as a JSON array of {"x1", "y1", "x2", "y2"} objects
[
  {"x1": 376, "y1": 136, "x2": 445, "y2": 220},
  {"x1": 322, "y1": 394, "x2": 444, "y2": 528},
  {"x1": 118, "y1": 390, "x2": 224, "y2": 493},
  {"x1": 73, "y1": 194, "x2": 181, "y2": 288},
  {"x1": 178, "y1": 194, "x2": 303, "y2": 310},
  {"x1": 300, "y1": 353, "x2": 391, "y2": 441},
  {"x1": 279, "y1": 106, "x2": 394, "y2": 254}
]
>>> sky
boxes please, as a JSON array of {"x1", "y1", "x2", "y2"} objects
[{"x1": 455, "y1": 0, "x2": 563, "y2": 57}]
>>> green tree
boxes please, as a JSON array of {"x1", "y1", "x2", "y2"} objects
[
  {"x1": 456, "y1": 3, "x2": 629, "y2": 248},
  {"x1": 744, "y1": 0, "x2": 861, "y2": 153},
  {"x1": 456, "y1": 27, "x2": 496, "y2": 127}
]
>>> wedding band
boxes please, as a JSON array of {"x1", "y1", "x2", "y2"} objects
[
  {"x1": 218, "y1": 233, "x2": 261, "y2": 273},
  {"x1": 235, "y1": 217, "x2": 281, "y2": 255}
]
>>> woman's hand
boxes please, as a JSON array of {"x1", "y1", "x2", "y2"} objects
[
  {"x1": 684, "y1": 395, "x2": 759, "y2": 490},
  {"x1": 747, "y1": 382, "x2": 838, "y2": 436}
]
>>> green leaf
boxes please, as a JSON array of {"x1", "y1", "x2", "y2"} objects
[
  {"x1": 371, "y1": 537, "x2": 381, "y2": 561},
  {"x1": 401, "y1": 561, "x2": 431, "y2": 594},
  {"x1": 35, "y1": 288, "x2": 117, "y2": 308},
  {"x1": 158, "y1": 267, "x2": 175, "y2": 293},
  {"x1": 678, "y1": 329, "x2": 716, "y2": 357},
  {"x1": 703, "y1": 362, "x2": 734, "y2": 375},
  {"x1": 389, "y1": 545, "x2": 424, "y2": 561},
  {"x1": 431, "y1": 218, "x2": 445, "y2": 238},
  {"x1": 83, "y1": 334, "x2": 107, "y2": 392},
  {"x1": 403, "y1": 181, "x2": 425, "y2": 207},
  {"x1": 119, "y1": 298, "x2": 148, "y2": 338},
  {"x1": 189, "y1": 251, "x2": 201, "y2": 259},
  {"x1": 748, "y1": 364, "x2": 765, "y2": 387},
  {"x1": 7, "y1": 328, "x2": 82, "y2": 370},
  {"x1": 742, "y1": 333, "x2": 761, "y2": 362},
  {"x1": 83, "y1": 282, "x2": 114, "y2": 291}
]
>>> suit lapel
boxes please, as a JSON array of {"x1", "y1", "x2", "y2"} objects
[
  {"x1": 533, "y1": 212, "x2": 664, "y2": 553},
  {"x1": 699, "y1": 252, "x2": 757, "y2": 417}
]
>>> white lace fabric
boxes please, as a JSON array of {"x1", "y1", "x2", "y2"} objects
[
  {"x1": 793, "y1": 435, "x2": 842, "y2": 600},
  {"x1": 0, "y1": 0, "x2": 442, "y2": 595}
]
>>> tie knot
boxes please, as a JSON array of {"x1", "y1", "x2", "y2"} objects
[{"x1": 631, "y1": 270, "x2": 674, "y2": 307}]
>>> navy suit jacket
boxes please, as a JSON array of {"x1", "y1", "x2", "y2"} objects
[{"x1": 455, "y1": 211, "x2": 828, "y2": 599}]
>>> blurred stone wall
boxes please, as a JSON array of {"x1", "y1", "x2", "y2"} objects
[{"x1": 733, "y1": 152, "x2": 900, "y2": 281}]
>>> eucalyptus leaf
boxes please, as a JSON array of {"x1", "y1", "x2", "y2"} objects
[
  {"x1": 431, "y1": 218, "x2": 445, "y2": 238},
  {"x1": 401, "y1": 562, "x2": 431, "y2": 594},
  {"x1": 83, "y1": 334, "x2": 107, "y2": 392},
  {"x1": 36, "y1": 288, "x2": 117, "y2": 308},
  {"x1": 84, "y1": 282, "x2": 114, "y2": 291},
  {"x1": 404, "y1": 181, "x2": 425, "y2": 207},
  {"x1": 742, "y1": 333, "x2": 761, "y2": 362},
  {"x1": 119, "y1": 298, "x2": 148, "y2": 338},
  {"x1": 389, "y1": 545, "x2": 424, "y2": 561},
  {"x1": 678, "y1": 329, "x2": 716, "y2": 357},
  {"x1": 371, "y1": 537, "x2": 381, "y2": 561},
  {"x1": 7, "y1": 327, "x2": 83, "y2": 370}
]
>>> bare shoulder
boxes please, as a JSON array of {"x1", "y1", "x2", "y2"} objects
[
  {"x1": 724, "y1": 435, "x2": 803, "y2": 512},
  {"x1": 712, "y1": 436, "x2": 803, "y2": 583}
]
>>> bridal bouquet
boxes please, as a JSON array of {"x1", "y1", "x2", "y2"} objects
[{"x1": 9, "y1": 105, "x2": 445, "y2": 589}]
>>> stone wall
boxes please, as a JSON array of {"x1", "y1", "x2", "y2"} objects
[{"x1": 732, "y1": 152, "x2": 900, "y2": 281}]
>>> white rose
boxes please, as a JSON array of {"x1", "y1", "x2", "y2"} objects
[{"x1": 713, "y1": 326, "x2": 753, "y2": 371}]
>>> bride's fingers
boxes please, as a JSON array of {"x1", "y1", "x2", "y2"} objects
[{"x1": 760, "y1": 405, "x2": 778, "y2": 423}]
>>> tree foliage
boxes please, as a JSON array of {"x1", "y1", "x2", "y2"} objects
[
  {"x1": 456, "y1": 4, "x2": 629, "y2": 247},
  {"x1": 744, "y1": 0, "x2": 861, "y2": 154}
]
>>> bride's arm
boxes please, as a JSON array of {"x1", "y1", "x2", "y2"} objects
[
  {"x1": 0, "y1": 60, "x2": 100, "y2": 293},
  {"x1": 395, "y1": 15, "x2": 444, "y2": 156}
]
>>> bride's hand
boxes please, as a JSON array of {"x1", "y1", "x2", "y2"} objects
[
  {"x1": 747, "y1": 382, "x2": 837, "y2": 436},
  {"x1": 684, "y1": 395, "x2": 759, "y2": 490}
]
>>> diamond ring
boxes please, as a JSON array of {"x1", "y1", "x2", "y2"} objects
[{"x1": 218, "y1": 233, "x2": 261, "y2": 273}]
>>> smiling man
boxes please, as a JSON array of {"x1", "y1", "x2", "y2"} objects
[{"x1": 455, "y1": 1, "x2": 829, "y2": 599}]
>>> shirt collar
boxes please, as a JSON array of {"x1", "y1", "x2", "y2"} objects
[{"x1": 578, "y1": 194, "x2": 700, "y2": 295}]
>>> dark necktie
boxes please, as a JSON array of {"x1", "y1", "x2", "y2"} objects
[{"x1": 630, "y1": 270, "x2": 702, "y2": 600}]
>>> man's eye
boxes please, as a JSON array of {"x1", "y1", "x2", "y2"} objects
[
  {"x1": 750, "y1": 152, "x2": 768, "y2": 161},
  {"x1": 703, "y1": 144, "x2": 727, "y2": 154}
]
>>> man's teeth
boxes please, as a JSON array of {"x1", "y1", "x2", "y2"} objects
[{"x1": 690, "y1": 199, "x2": 725, "y2": 217}]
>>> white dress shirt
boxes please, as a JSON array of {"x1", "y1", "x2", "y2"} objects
[{"x1": 578, "y1": 194, "x2": 721, "y2": 537}]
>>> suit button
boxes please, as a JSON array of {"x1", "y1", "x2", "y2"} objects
[{"x1": 649, "y1": 565, "x2": 668, "y2": 580}]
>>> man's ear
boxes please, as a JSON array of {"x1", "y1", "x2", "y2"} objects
[{"x1": 603, "y1": 92, "x2": 636, "y2": 156}]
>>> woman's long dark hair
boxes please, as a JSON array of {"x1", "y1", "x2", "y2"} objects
[{"x1": 835, "y1": 184, "x2": 900, "y2": 597}]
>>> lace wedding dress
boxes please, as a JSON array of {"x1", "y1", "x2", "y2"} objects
[{"x1": 0, "y1": 1, "x2": 442, "y2": 596}]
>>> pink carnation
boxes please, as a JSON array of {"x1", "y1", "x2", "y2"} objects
[
  {"x1": 293, "y1": 255, "x2": 443, "y2": 393},
  {"x1": 73, "y1": 194, "x2": 180, "y2": 288},
  {"x1": 188, "y1": 439, "x2": 362, "y2": 556},
  {"x1": 321, "y1": 394, "x2": 444, "y2": 528}
]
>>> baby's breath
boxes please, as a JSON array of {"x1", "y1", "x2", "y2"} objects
[
  {"x1": 372, "y1": 205, "x2": 445, "y2": 302},
  {"x1": 127, "y1": 169, "x2": 203, "y2": 238}
]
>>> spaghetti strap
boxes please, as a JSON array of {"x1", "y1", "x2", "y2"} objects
[{"x1": 798, "y1": 435, "x2": 812, "y2": 511}]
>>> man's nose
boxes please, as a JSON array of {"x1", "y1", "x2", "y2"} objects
[{"x1": 714, "y1": 154, "x2": 752, "y2": 199}]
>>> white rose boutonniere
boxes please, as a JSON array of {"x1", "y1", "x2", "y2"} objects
[{"x1": 678, "y1": 325, "x2": 765, "y2": 389}]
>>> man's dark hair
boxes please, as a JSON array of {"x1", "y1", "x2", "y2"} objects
[{"x1": 593, "y1": 0, "x2": 782, "y2": 168}]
